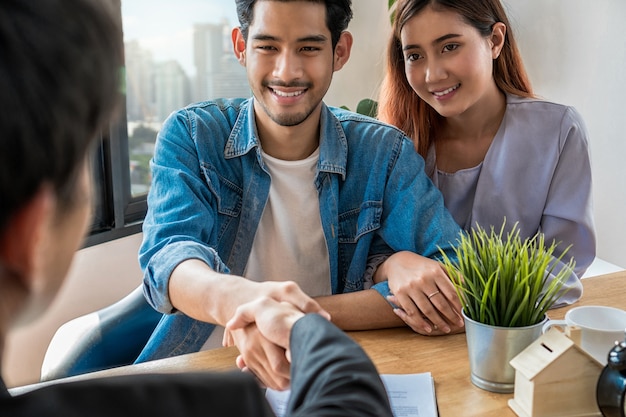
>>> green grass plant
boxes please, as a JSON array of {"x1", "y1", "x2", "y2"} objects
[{"x1": 439, "y1": 221, "x2": 575, "y2": 327}]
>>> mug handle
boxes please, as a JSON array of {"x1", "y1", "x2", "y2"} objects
[{"x1": 542, "y1": 319, "x2": 568, "y2": 334}]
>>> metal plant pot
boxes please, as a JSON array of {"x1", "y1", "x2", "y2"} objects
[{"x1": 463, "y1": 310, "x2": 547, "y2": 393}]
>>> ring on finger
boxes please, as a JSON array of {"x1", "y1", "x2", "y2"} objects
[{"x1": 427, "y1": 290, "x2": 440, "y2": 299}]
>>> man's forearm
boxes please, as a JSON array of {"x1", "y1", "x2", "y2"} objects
[
  {"x1": 169, "y1": 259, "x2": 245, "y2": 326},
  {"x1": 168, "y1": 259, "x2": 405, "y2": 330},
  {"x1": 169, "y1": 259, "x2": 332, "y2": 328},
  {"x1": 315, "y1": 289, "x2": 405, "y2": 330}
]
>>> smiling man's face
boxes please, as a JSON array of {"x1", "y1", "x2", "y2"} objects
[{"x1": 235, "y1": 1, "x2": 348, "y2": 128}]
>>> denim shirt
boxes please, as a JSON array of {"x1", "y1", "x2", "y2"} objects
[{"x1": 137, "y1": 98, "x2": 461, "y2": 361}]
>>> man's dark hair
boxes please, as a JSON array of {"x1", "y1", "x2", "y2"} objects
[
  {"x1": 0, "y1": 0, "x2": 123, "y2": 233},
  {"x1": 235, "y1": 0, "x2": 353, "y2": 49}
]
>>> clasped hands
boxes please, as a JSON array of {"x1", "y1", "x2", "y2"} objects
[
  {"x1": 221, "y1": 281, "x2": 330, "y2": 391},
  {"x1": 219, "y1": 251, "x2": 464, "y2": 390},
  {"x1": 375, "y1": 251, "x2": 465, "y2": 336}
]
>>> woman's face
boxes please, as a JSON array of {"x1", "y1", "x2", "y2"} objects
[{"x1": 400, "y1": 5, "x2": 502, "y2": 119}]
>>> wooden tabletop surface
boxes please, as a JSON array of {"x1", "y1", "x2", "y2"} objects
[
  {"x1": 349, "y1": 270, "x2": 626, "y2": 416},
  {"x1": 13, "y1": 270, "x2": 626, "y2": 416}
]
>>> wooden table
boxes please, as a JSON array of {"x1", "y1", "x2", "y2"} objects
[
  {"x1": 13, "y1": 271, "x2": 626, "y2": 416},
  {"x1": 349, "y1": 270, "x2": 626, "y2": 416}
]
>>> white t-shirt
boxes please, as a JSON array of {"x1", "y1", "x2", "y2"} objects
[{"x1": 201, "y1": 147, "x2": 331, "y2": 350}]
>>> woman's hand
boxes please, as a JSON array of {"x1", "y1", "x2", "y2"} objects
[{"x1": 375, "y1": 251, "x2": 464, "y2": 335}]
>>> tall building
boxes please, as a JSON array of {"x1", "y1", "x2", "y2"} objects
[
  {"x1": 193, "y1": 22, "x2": 223, "y2": 102},
  {"x1": 193, "y1": 22, "x2": 249, "y2": 102},
  {"x1": 124, "y1": 40, "x2": 156, "y2": 122},
  {"x1": 215, "y1": 54, "x2": 251, "y2": 99},
  {"x1": 154, "y1": 60, "x2": 191, "y2": 121}
]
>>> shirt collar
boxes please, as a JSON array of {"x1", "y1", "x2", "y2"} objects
[
  {"x1": 224, "y1": 98, "x2": 259, "y2": 159},
  {"x1": 224, "y1": 98, "x2": 348, "y2": 180}
]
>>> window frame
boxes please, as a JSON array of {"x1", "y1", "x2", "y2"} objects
[
  {"x1": 82, "y1": 0, "x2": 148, "y2": 248},
  {"x1": 85, "y1": 0, "x2": 247, "y2": 248},
  {"x1": 85, "y1": 81, "x2": 145, "y2": 248}
]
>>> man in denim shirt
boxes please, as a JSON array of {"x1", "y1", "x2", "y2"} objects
[{"x1": 138, "y1": 0, "x2": 464, "y2": 390}]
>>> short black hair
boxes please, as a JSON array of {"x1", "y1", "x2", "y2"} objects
[
  {"x1": 235, "y1": 0, "x2": 353, "y2": 49},
  {"x1": 0, "y1": 0, "x2": 123, "y2": 233}
]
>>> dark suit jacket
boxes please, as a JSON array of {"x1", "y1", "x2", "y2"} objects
[{"x1": 0, "y1": 314, "x2": 392, "y2": 416}]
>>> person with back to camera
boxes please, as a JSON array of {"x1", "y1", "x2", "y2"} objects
[
  {"x1": 136, "y1": 0, "x2": 466, "y2": 390},
  {"x1": 374, "y1": 0, "x2": 595, "y2": 333},
  {"x1": 0, "y1": 0, "x2": 393, "y2": 415}
]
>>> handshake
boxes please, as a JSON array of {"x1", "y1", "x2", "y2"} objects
[{"x1": 221, "y1": 280, "x2": 331, "y2": 390}]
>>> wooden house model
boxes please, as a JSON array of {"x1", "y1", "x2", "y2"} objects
[{"x1": 508, "y1": 327, "x2": 603, "y2": 417}]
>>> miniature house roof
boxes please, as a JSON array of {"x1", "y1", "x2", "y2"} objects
[{"x1": 510, "y1": 327, "x2": 602, "y2": 381}]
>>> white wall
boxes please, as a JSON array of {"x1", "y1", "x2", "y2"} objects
[
  {"x1": 325, "y1": 0, "x2": 389, "y2": 110},
  {"x1": 5, "y1": 0, "x2": 625, "y2": 388},
  {"x1": 501, "y1": 0, "x2": 626, "y2": 268}
]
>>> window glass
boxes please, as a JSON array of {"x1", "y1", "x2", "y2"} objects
[{"x1": 121, "y1": 1, "x2": 250, "y2": 197}]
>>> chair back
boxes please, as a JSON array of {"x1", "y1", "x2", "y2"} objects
[{"x1": 41, "y1": 285, "x2": 162, "y2": 381}]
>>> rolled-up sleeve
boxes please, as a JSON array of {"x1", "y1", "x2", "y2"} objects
[{"x1": 139, "y1": 109, "x2": 228, "y2": 313}]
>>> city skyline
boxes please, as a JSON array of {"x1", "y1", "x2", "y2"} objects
[
  {"x1": 124, "y1": 21, "x2": 249, "y2": 123},
  {"x1": 121, "y1": 1, "x2": 238, "y2": 77},
  {"x1": 122, "y1": 2, "x2": 249, "y2": 196}
]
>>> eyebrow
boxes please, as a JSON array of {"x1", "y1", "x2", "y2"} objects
[
  {"x1": 251, "y1": 34, "x2": 328, "y2": 43},
  {"x1": 402, "y1": 33, "x2": 462, "y2": 51}
]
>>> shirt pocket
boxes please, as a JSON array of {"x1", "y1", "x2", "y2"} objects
[
  {"x1": 338, "y1": 201, "x2": 382, "y2": 243},
  {"x1": 200, "y1": 163, "x2": 243, "y2": 218}
]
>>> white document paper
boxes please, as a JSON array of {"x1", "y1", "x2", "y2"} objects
[
  {"x1": 266, "y1": 372, "x2": 438, "y2": 417},
  {"x1": 380, "y1": 373, "x2": 438, "y2": 417}
]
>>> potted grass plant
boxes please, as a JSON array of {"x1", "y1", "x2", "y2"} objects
[{"x1": 439, "y1": 220, "x2": 575, "y2": 393}]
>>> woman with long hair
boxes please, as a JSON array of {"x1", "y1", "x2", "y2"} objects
[{"x1": 373, "y1": 0, "x2": 595, "y2": 335}]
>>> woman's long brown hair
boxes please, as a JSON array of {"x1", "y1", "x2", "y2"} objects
[{"x1": 378, "y1": 0, "x2": 534, "y2": 157}]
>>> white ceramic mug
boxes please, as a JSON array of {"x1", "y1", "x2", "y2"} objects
[{"x1": 542, "y1": 305, "x2": 626, "y2": 365}]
